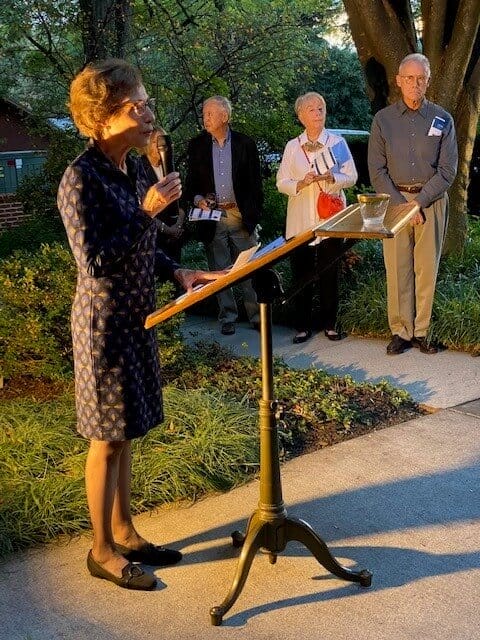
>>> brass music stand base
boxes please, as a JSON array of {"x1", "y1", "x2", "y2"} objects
[{"x1": 210, "y1": 270, "x2": 372, "y2": 626}]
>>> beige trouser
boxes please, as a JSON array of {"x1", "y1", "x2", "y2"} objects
[
  {"x1": 205, "y1": 207, "x2": 259, "y2": 324},
  {"x1": 383, "y1": 192, "x2": 448, "y2": 341}
]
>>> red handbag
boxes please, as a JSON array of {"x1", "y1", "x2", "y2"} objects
[{"x1": 316, "y1": 190, "x2": 344, "y2": 220}]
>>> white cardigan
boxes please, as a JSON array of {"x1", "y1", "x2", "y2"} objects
[{"x1": 276, "y1": 129, "x2": 358, "y2": 240}]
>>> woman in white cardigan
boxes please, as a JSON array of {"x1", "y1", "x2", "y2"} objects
[{"x1": 277, "y1": 92, "x2": 358, "y2": 344}]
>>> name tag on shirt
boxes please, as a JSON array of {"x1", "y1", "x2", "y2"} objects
[{"x1": 428, "y1": 116, "x2": 446, "y2": 137}]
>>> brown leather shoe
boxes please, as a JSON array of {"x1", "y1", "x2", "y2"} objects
[
  {"x1": 386, "y1": 335, "x2": 411, "y2": 355},
  {"x1": 411, "y1": 337, "x2": 443, "y2": 354}
]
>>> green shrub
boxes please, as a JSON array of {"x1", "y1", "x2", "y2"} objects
[
  {"x1": 0, "y1": 213, "x2": 67, "y2": 259},
  {"x1": 339, "y1": 240, "x2": 389, "y2": 336},
  {"x1": 0, "y1": 340, "x2": 419, "y2": 557},
  {"x1": 16, "y1": 128, "x2": 83, "y2": 220},
  {"x1": 338, "y1": 219, "x2": 480, "y2": 351},
  {"x1": 0, "y1": 243, "x2": 76, "y2": 379},
  {"x1": 0, "y1": 244, "x2": 185, "y2": 380},
  {"x1": 260, "y1": 174, "x2": 287, "y2": 241},
  {"x1": 164, "y1": 341, "x2": 417, "y2": 439}
]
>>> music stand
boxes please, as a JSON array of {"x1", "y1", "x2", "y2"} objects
[{"x1": 145, "y1": 201, "x2": 418, "y2": 625}]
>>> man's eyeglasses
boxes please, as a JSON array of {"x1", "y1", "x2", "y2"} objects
[
  {"x1": 399, "y1": 75, "x2": 429, "y2": 85},
  {"x1": 114, "y1": 97, "x2": 156, "y2": 116}
]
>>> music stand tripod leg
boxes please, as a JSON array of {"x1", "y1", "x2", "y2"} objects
[
  {"x1": 209, "y1": 268, "x2": 372, "y2": 626},
  {"x1": 210, "y1": 513, "x2": 265, "y2": 626},
  {"x1": 284, "y1": 517, "x2": 372, "y2": 586}
]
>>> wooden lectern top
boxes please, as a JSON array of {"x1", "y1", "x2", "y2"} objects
[{"x1": 145, "y1": 200, "x2": 418, "y2": 329}]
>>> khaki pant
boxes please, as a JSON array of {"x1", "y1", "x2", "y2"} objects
[
  {"x1": 383, "y1": 192, "x2": 448, "y2": 340},
  {"x1": 205, "y1": 207, "x2": 259, "y2": 325}
]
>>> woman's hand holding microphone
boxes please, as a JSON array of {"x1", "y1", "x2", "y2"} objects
[{"x1": 142, "y1": 172, "x2": 182, "y2": 217}]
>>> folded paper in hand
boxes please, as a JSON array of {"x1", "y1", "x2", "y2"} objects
[
  {"x1": 313, "y1": 139, "x2": 350, "y2": 174},
  {"x1": 188, "y1": 207, "x2": 224, "y2": 222},
  {"x1": 313, "y1": 148, "x2": 336, "y2": 175}
]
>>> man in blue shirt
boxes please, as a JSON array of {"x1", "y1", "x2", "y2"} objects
[{"x1": 185, "y1": 96, "x2": 262, "y2": 335}]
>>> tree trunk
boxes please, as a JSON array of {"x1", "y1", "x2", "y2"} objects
[
  {"x1": 79, "y1": 0, "x2": 132, "y2": 64},
  {"x1": 343, "y1": 0, "x2": 480, "y2": 253}
]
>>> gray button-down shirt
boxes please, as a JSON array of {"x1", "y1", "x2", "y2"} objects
[
  {"x1": 368, "y1": 99, "x2": 458, "y2": 209},
  {"x1": 212, "y1": 128, "x2": 236, "y2": 205}
]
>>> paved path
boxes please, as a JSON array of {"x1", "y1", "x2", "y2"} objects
[
  {"x1": 1, "y1": 319, "x2": 479, "y2": 639},
  {"x1": 183, "y1": 315, "x2": 480, "y2": 409}
]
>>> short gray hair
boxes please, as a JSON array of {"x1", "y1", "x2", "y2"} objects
[
  {"x1": 294, "y1": 92, "x2": 326, "y2": 116},
  {"x1": 399, "y1": 53, "x2": 431, "y2": 78},
  {"x1": 203, "y1": 95, "x2": 232, "y2": 121}
]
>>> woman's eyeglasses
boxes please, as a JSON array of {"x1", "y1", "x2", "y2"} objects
[{"x1": 114, "y1": 97, "x2": 156, "y2": 116}]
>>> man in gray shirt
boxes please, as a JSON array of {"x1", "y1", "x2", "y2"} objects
[{"x1": 368, "y1": 53, "x2": 457, "y2": 355}]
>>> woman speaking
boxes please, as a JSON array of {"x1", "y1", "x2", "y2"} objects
[{"x1": 58, "y1": 59, "x2": 221, "y2": 591}]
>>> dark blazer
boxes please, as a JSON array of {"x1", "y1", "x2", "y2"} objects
[{"x1": 185, "y1": 129, "x2": 263, "y2": 242}]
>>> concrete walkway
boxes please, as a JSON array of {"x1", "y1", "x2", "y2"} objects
[{"x1": 1, "y1": 319, "x2": 479, "y2": 639}]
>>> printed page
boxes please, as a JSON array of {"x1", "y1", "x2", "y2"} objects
[{"x1": 230, "y1": 243, "x2": 261, "y2": 270}]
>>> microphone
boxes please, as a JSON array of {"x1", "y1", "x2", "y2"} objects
[
  {"x1": 153, "y1": 126, "x2": 179, "y2": 215},
  {"x1": 155, "y1": 126, "x2": 175, "y2": 176}
]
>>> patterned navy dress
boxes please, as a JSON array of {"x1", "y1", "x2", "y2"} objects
[{"x1": 57, "y1": 142, "x2": 178, "y2": 441}]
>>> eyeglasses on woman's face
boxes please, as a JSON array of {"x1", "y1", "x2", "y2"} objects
[{"x1": 114, "y1": 97, "x2": 156, "y2": 116}]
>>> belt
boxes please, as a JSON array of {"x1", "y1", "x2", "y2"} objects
[
  {"x1": 219, "y1": 202, "x2": 238, "y2": 210},
  {"x1": 394, "y1": 184, "x2": 423, "y2": 194}
]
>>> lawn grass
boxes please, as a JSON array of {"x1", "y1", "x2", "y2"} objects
[
  {"x1": 0, "y1": 385, "x2": 258, "y2": 558},
  {"x1": 0, "y1": 343, "x2": 420, "y2": 559}
]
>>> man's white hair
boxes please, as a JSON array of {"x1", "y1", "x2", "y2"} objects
[
  {"x1": 203, "y1": 95, "x2": 232, "y2": 121},
  {"x1": 399, "y1": 53, "x2": 431, "y2": 78}
]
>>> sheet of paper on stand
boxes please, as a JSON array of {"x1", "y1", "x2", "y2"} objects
[
  {"x1": 251, "y1": 236, "x2": 286, "y2": 260},
  {"x1": 230, "y1": 243, "x2": 261, "y2": 270}
]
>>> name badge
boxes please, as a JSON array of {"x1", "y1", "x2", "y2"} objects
[{"x1": 428, "y1": 116, "x2": 446, "y2": 137}]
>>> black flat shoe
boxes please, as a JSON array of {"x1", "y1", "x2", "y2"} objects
[
  {"x1": 293, "y1": 330, "x2": 312, "y2": 344},
  {"x1": 221, "y1": 322, "x2": 235, "y2": 335},
  {"x1": 87, "y1": 550, "x2": 157, "y2": 591},
  {"x1": 114, "y1": 542, "x2": 183, "y2": 567},
  {"x1": 324, "y1": 329, "x2": 347, "y2": 341}
]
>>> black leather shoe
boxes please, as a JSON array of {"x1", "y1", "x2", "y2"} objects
[
  {"x1": 87, "y1": 550, "x2": 157, "y2": 590},
  {"x1": 114, "y1": 542, "x2": 183, "y2": 566},
  {"x1": 293, "y1": 329, "x2": 312, "y2": 344},
  {"x1": 411, "y1": 336, "x2": 442, "y2": 354},
  {"x1": 386, "y1": 335, "x2": 411, "y2": 355},
  {"x1": 324, "y1": 329, "x2": 347, "y2": 341},
  {"x1": 221, "y1": 322, "x2": 235, "y2": 335}
]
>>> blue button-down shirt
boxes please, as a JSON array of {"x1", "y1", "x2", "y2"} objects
[{"x1": 212, "y1": 128, "x2": 236, "y2": 205}]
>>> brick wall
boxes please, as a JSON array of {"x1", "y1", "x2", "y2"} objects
[{"x1": 0, "y1": 194, "x2": 30, "y2": 231}]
